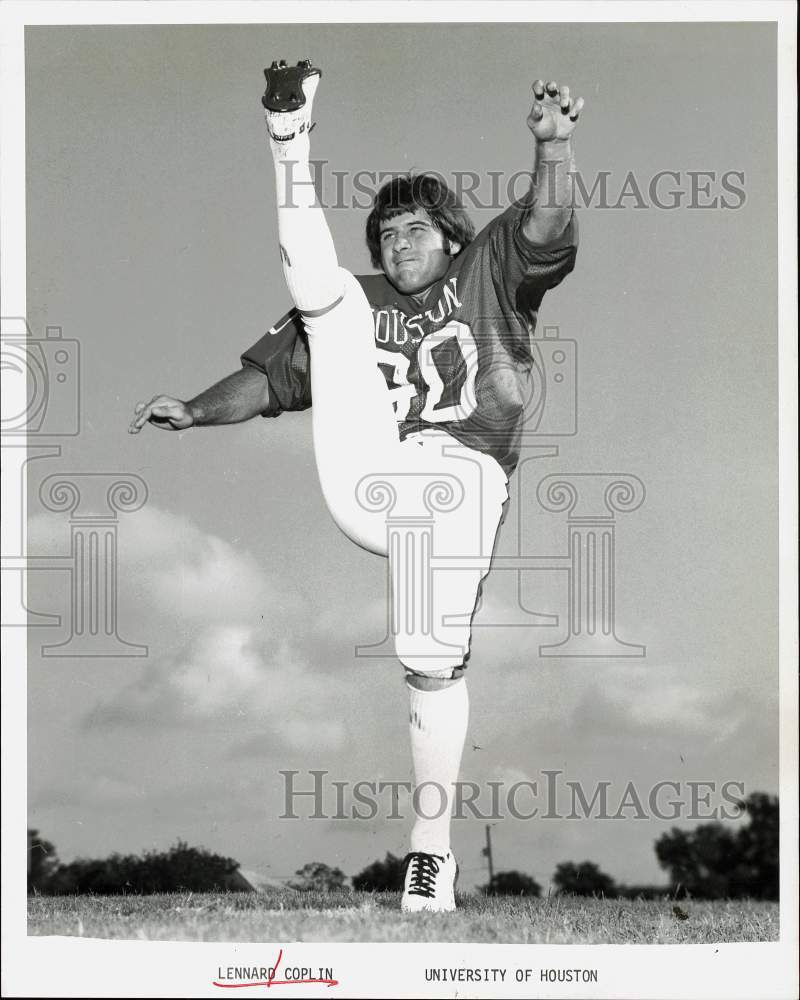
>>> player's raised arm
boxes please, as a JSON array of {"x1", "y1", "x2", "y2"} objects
[
  {"x1": 523, "y1": 78, "x2": 584, "y2": 245},
  {"x1": 128, "y1": 365, "x2": 272, "y2": 433}
]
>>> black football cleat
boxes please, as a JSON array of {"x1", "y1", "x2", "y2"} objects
[
  {"x1": 262, "y1": 60, "x2": 321, "y2": 146},
  {"x1": 262, "y1": 59, "x2": 321, "y2": 112}
]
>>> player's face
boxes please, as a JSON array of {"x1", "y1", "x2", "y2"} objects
[{"x1": 378, "y1": 210, "x2": 456, "y2": 297}]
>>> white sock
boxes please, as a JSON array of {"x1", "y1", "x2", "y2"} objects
[
  {"x1": 407, "y1": 678, "x2": 469, "y2": 855},
  {"x1": 267, "y1": 77, "x2": 341, "y2": 313}
]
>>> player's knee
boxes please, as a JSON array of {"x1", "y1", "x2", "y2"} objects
[
  {"x1": 394, "y1": 620, "x2": 471, "y2": 678},
  {"x1": 315, "y1": 471, "x2": 388, "y2": 556},
  {"x1": 328, "y1": 506, "x2": 387, "y2": 556},
  {"x1": 397, "y1": 646, "x2": 465, "y2": 678},
  {"x1": 403, "y1": 664, "x2": 455, "y2": 679},
  {"x1": 300, "y1": 268, "x2": 360, "y2": 326},
  {"x1": 403, "y1": 664, "x2": 467, "y2": 689}
]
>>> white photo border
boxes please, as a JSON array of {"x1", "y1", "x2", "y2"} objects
[{"x1": 1, "y1": 3, "x2": 797, "y2": 998}]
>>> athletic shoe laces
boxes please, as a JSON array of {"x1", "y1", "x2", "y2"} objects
[{"x1": 403, "y1": 852, "x2": 445, "y2": 898}]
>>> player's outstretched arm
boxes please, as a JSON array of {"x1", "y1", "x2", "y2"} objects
[
  {"x1": 128, "y1": 366, "x2": 271, "y2": 433},
  {"x1": 523, "y1": 78, "x2": 584, "y2": 245}
]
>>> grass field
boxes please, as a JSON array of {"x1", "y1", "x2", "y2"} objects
[{"x1": 28, "y1": 890, "x2": 779, "y2": 944}]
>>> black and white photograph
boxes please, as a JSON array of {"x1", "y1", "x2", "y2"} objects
[{"x1": 1, "y1": 2, "x2": 797, "y2": 998}]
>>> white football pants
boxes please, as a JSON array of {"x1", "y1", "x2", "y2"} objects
[{"x1": 303, "y1": 270, "x2": 509, "y2": 676}]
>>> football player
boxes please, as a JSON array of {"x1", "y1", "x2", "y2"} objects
[{"x1": 130, "y1": 61, "x2": 582, "y2": 912}]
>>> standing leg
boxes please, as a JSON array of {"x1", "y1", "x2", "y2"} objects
[{"x1": 399, "y1": 437, "x2": 508, "y2": 912}]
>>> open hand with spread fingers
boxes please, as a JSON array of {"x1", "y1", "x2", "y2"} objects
[{"x1": 527, "y1": 79, "x2": 584, "y2": 142}]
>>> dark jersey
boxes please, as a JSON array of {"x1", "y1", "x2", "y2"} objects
[{"x1": 241, "y1": 201, "x2": 578, "y2": 476}]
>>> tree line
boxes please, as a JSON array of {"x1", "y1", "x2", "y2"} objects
[
  {"x1": 27, "y1": 839, "x2": 241, "y2": 895},
  {"x1": 28, "y1": 791, "x2": 777, "y2": 900}
]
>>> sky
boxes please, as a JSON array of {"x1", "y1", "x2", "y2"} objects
[{"x1": 22, "y1": 21, "x2": 778, "y2": 892}]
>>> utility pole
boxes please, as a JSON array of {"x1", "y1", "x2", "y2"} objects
[{"x1": 482, "y1": 824, "x2": 494, "y2": 884}]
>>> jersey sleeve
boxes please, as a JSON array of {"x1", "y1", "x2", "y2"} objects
[
  {"x1": 240, "y1": 307, "x2": 311, "y2": 416},
  {"x1": 485, "y1": 199, "x2": 579, "y2": 323}
]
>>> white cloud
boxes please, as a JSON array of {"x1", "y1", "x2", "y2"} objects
[
  {"x1": 119, "y1": 506, "x2": 290, "y2": 624},
  {"x1": 25, "y1": 504, "x2": 341, "y2": 752},
  {"x1": 91, "y1": 624, "x2": 345, "y2": 752},
  {"x1": 173, "y1": 624, "x2": 266, "y2": 715},
  {"x1": 627, "y1": 683, "x2": 716, "y2": 729},
  {"x1": 589, "y1": 665, "x2": 748, "y2": 740},
  {"x1": 28, "y1": 503, "x2": 295, "y2": 628}
]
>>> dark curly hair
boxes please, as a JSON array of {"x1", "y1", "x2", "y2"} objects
[{"x1": 365, "y1": 173, "x2": 476, "y2": 269}]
